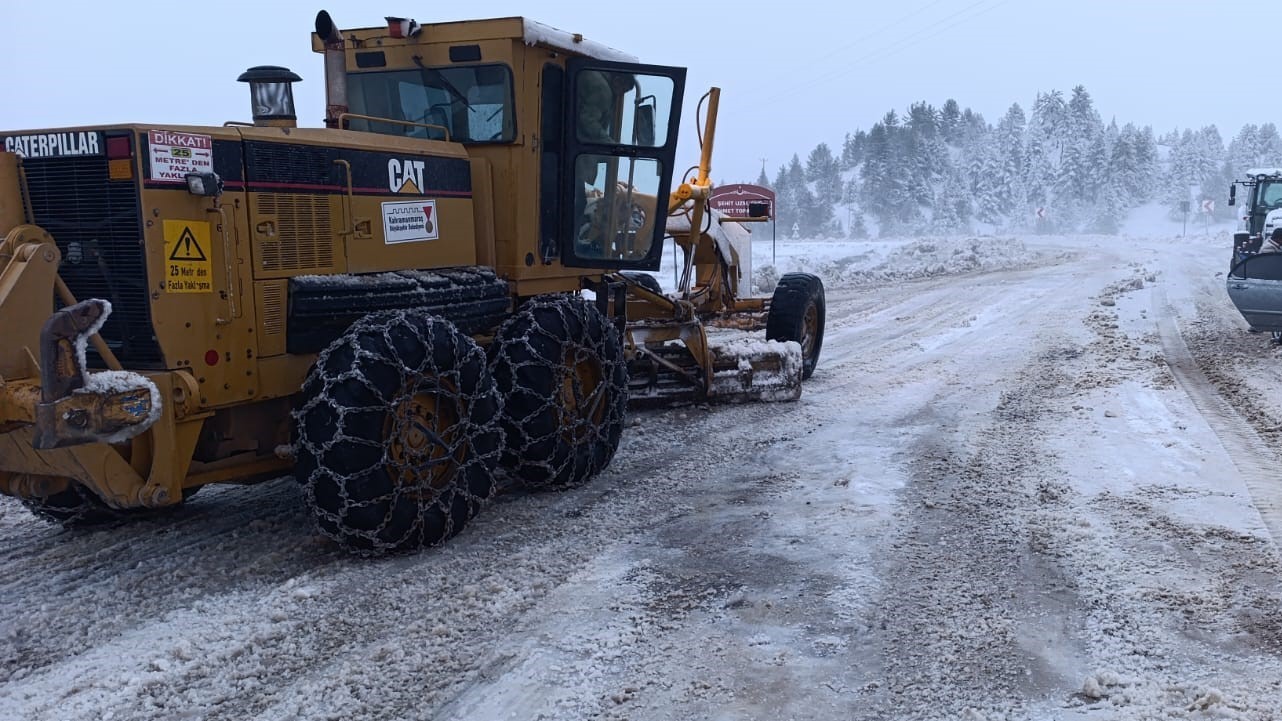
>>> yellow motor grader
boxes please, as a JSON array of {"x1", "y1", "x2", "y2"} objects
[{"x1": 0, "y1": 11, "x2": 825, "y2": 553}]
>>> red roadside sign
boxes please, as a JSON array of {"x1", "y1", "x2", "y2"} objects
[{"x1": 709, "y1": 184, "x2": 775, "y2": 219}]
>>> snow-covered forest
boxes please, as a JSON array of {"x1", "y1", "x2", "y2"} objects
[{"x1": 759, "y1": 85, "x2": 1282, "y2": 237}]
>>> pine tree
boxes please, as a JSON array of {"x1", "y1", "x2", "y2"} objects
[
  {"x1": 841, "y1": 131, "x2": 867, "y2": 170},
  {"x1": 806, "y1": 142, "x2": 843, "y2": 206},
  {"x1": 1258, "y1": 124, "x2": 1282, "y2": 165},
  {"x1": 940, "y1": 99, "x2": 962, "y2": 145},
  {"x1": 772, "y1": 161, "x2": 798, "y2": 235},
  {"x1": 1227, "y1": 124, "x2": 1261, "y2": 178},
  {"x1": 860, "y1": 119, "x2": 909, "y2": 235},
  {"x1": 1023, "y1": 116, "x2": 1056, "y2": 226},
  {"x1": 934, "y1": 164, "x2": 973, "y2": 233},
  {"x1": 970, "y1": 133, "x2": 1005, "y2": 227},
  {"x1": 1031, "y1": 90, "x2": 1067, "y2": 162},
  {"x1": 906, "y1": 101, "x2": 951, "y2": 221},
  {"x1": 1057, "y1": 85, "x2": 1104, "y2": 215},
  {"x1": 1131, "y1": 125, "x2": 1159, "y2": 201},
  {"x1": 1162, "y1": 130, "x2": 1197, "y2": 220},
  {"x1": 994, "y1": 103, "x2": 1026, "y2": 217},
  {"x1": 848, "y1": 211, "x2": 869, "y2": 239}
]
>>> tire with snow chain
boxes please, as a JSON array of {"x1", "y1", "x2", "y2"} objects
[
  {"x1": 766, "y1": 272, "x2": 826, "y2": 380},
  {"x1": 16, "y1": 477, "x2": 200, "y2": 526},
  {"x1": 490, "y1": 294, "x2": 627, "y2": 490},
  {"x1": 21, "y1": 479, "x2": 134, "y2": 526},
  {"x1": 292, "y1": 310, "x2": 502, "y2": 555}
]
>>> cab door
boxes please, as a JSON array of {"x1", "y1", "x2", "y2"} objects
[
  {"x1": 557, "y1": 58, "x2": 685, "y2": 270},
  {"x1": 1228, "y1": 253, "x2": 1282, "y2": 330}
]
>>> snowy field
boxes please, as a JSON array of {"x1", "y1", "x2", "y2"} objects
[{"x1": 5, "y1": 224, "x2": 1282, "y2": 720}]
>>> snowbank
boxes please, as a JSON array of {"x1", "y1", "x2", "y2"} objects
[{"x1": 745, "y1": 236, "x2": 1048, "y2": 293}]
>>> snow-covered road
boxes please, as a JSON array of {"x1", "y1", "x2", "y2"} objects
[{"x1": 3, "y1": 232, "x2": 1282, "y2": 720}]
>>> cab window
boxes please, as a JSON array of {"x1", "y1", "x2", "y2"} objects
[
  {"x1": 575, "y1": 71, "x2": 673, "y2": 148},
  {"x1": 346, "y1": 64, "x2": 515, "y2": 142},
  {"x1": 1260, "y1": 181, "x2": 1282, "y2": 210}
]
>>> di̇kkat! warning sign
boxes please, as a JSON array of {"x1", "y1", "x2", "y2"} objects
[
  {"x1": 148, "y1": 130, "x2": 213, "y2": 184},
  {"x1": 163, "y1": 220, "x2": 213, "y2": 293},
  {"x1": 382, "y1": 200, "x2": 439, "y2": 244}
]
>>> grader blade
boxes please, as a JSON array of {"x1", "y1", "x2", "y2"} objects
[
  {"x1": 625, "y1": 333, "x2": 802, "y2": 407},
  {"x1": 706, "y1": 338, "x2": 802, "y2": 404}
]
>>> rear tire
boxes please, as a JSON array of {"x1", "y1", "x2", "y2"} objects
[
  {"x1": 490, "y1": 295, "x2": 627, "y2": 489},
  {"x1": 766, "y1": 272, "x2": 826, "y2": 380},
  {"x1": 292, "y1": 310, "x2": 502, "y2": 554}
]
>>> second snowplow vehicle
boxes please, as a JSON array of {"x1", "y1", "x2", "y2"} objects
[
  {"x1": 1226, "y1": 169, "x2": 1282, "y2": 331},
  {"x1": 0, "y1": 11, "x2": 825, "y2": 553}
]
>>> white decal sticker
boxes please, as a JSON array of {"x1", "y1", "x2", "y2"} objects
[
  {"x1": 382, "y1": 200, "x2": 438, "y2": 244},
  {"x1": 2, "y1": 132, "x2": 102, "y2": 158},
  {"x1": 147, "y1": 130, "x2": 213, "y2": 183}
]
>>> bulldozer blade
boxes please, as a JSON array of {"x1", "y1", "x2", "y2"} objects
[{"x1": 706, "y1": 338, "x2": 802, "y2": 403}]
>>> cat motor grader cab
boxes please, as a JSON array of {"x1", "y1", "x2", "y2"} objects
[{"x1": 0, "y1": 11, "x2": 825, "y2": 554}]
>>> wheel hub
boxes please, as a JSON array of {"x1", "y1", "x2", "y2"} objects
[
  {"x1": 801, "y1": 303, "x2": 819, "y2": 359},
  {"x1": 386, "y1": 388, "x2": 462, "y2": 493},
  {"x1": 559, "y1": 346, "x2": 606, "y2": 445}
]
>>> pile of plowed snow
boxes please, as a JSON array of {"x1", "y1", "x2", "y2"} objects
[{"x1": 749, "y1": 236, "x2": 1055, "y2": 293}]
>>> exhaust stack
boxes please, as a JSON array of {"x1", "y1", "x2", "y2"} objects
[
  {"x1": 237, "y1": 66, "x2": 302, "y2": 128},
  {"x1": 316, "y1": 10, "x2": 348, "y2": 128}
]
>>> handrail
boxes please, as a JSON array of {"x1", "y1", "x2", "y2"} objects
[
  {"x1": 208, "y1": 205, "x2": 239, "y2": 324},
  {"x1": 332, "y1": 159, "x2": 355, "y2": 238},
  {"x1": 336, "y1": 113, "x2": 450, "y2": 141}
]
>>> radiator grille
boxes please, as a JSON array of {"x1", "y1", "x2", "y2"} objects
[
  {"x1": 256, "y1": 194, "x2": 334, "y2": 273},
  {"x1": 22, "y1": 152, "x2": 161, "y2": 367}
]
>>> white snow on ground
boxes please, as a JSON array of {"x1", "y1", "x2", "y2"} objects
[
  {"x1": 652, "y1": 231, "x2": 1061, "y2": 294},
  {"x1": 4, "y1": 230, "x2": 1282, "y2": 720},
  {"x1": 747, "y1": 235, "x2": 1056, "y2": 293}
]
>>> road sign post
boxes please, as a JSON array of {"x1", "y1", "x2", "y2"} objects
[{"x1": 709, "y1": 183, "x2": 776, "y2": 265}]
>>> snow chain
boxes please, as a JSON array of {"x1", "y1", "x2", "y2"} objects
[
  {"x1": 491, "y1": 295, "x2": 628, "y2": 489},
  {"x1": 293, "y1": 311, "x2": 502, "y2": 554}
]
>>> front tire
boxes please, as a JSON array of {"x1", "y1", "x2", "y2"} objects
[
  {"x1": 766, "y1": 272, "x2": 826, "y2": 380},
  {"x1": 12, "y1": 474, "x2": 200, "y2": 526},
  {"x1": 293, "y1": 311, "x2": 502, "y2": 554},
  {"x1": 19, "y1": 479, "x2": 127, "y2": 525},
  {"x1": 490, "y1": 295, "x2": 627, "y2": 489}
]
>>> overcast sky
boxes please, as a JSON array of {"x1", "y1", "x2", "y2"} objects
[{"x1": 1, "y1": 1, "x2": 1272, "y2": 182}]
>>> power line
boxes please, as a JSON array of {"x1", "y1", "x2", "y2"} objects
[
  {"x1": 766, "y1": 0, "x2": 1012, "y2": 105},
  {"x1": 756, "y1": 0, "x2": 952, "y2": 87}
]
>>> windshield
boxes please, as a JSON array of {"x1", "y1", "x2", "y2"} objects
[
  {"x1": 1259, "y1": 180, "x2": 1282, "y2": 211},
  {"x1": 345, "y1": 64, "x2": 515, "y2": 143}
]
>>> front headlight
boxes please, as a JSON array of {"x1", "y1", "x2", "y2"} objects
[{"x1": 185, "y1": 172, "x2": 223, "y2": 197}]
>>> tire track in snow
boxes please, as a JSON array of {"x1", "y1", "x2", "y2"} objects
[{"x1": 1153, "y1": 285, "x2": 1282, "y2": 546}]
